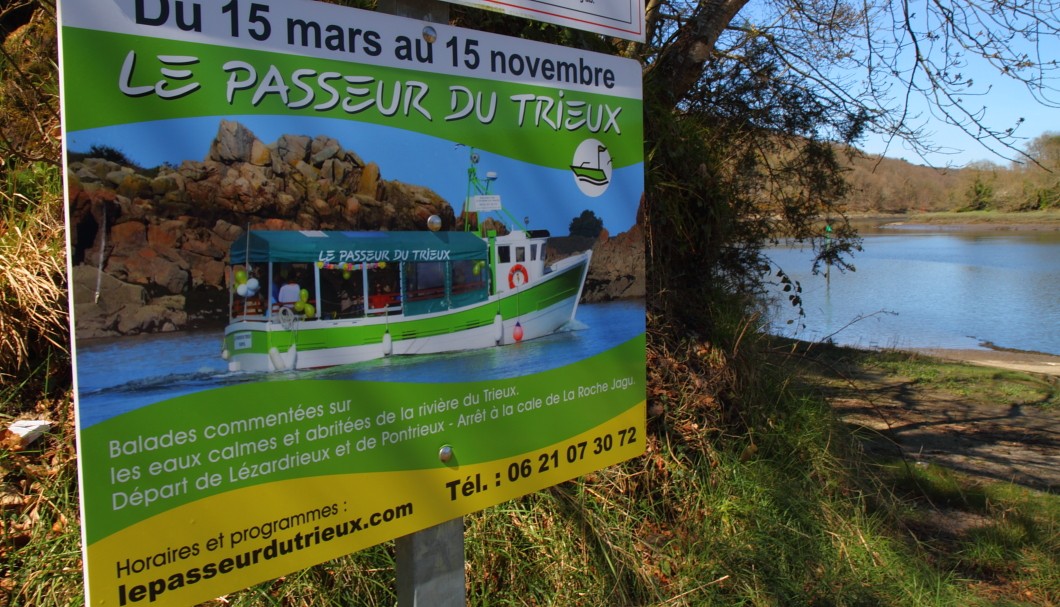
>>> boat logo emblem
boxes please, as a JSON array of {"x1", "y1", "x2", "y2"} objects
[{"x1": 570, "y1": 138, "x2": 612, "y2": 197}]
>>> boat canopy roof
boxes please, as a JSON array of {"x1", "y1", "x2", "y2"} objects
[{"x1": 230, "y1": 230, "x2": 487, "y2": 264}]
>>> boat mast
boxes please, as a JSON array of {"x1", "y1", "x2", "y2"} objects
[{"x1": 460, "y1": 146, "x2": 527, "y2": 235}]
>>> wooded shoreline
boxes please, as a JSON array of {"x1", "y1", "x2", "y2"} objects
[{"x1": 848, "y1": 209, "x2": 1060, "y2": 230}]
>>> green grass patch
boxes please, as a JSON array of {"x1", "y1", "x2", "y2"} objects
[
  {"x1": 779, "y1": 340, "x2": 1059, "y2": 411},
  {"x1": 0, "y1": 401, "x2": 82, "y2": 607},
  {"x1": 872, "y1": 459, "x2": 1060, "y2": 605},
  {"x1": 864, "y1": 352, "x2": 1058, "y2": 409}
]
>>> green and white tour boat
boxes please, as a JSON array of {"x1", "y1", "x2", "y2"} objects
[{"x1": 221, "y1": 152, "x2": 592, "y2": 372}]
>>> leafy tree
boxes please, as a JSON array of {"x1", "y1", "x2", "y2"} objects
[
  {"x1": 633, "y1": 0, "x2": 1056, "y2": 323},
  {"x1": 965, "y1": 174, "x2": 995, "y2": 210},
  {"x1": 1026, "y1": 132, "x2": 1060, "y2": 169},
  {"x1": 642, "y1": 34, "x2": 862, "y2": 324},
  {"x1": 1023, "y1": 132, "x2": 1060, "y2": 209},
  {"x1": 568, "y1": 210, "x2": 605, "y2": 238}
]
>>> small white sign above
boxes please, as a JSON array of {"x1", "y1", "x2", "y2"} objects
[
  {"x1": 471, "y1": 194, "x2": 503, "y2": 211},
  {"x1": 442, "y1": 0, "x2": 645, "y2": 42}
]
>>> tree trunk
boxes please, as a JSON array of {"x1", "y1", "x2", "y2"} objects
[{"x1": 646, "y1": 0, "x2": 750, "y2": 108}]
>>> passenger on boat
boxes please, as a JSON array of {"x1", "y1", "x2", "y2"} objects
[
  {"x1": 338, "y1": 290, "x2": 364, "y2": 317},
  {"x1": 277, "y1": 274, "x2": 302, "y2": 309},
  {"x1": 369, "y1": 284, "x2": 397, "y2": 312}
]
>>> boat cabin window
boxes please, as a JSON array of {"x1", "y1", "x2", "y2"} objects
[
  {"x1": 497, "y1": 245, "x2": 511, "y2": 264},
  {"x1": 451, "y1": 260, "x2": 487, "y2": 295},
  {"x1": 230, "y1": 264, "x2": 266, "y2": 318},
  {"x1": 367, "y1": 264, "x2": 401, "y2": 313},
  {"x1": 320, "y1": 268, "x2": 364, "y2": 319},
  {"x1": 402, "y1": 258, "x2": 489, "y2": 316},
  {"x1": 515, "y1": 247, "x2": 526, "y2": 263},
  {"x1": 405, "y1": 262, "x2": 446, "y2": 302},
  {"x1": 530, "y1": 244, "x2": 538, "y2": 261}
]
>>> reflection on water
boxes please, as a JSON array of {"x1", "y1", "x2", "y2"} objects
[
  {"x1": 768, "y1": 229, "x2": 1060, "y2": 355},
  {"x1": 75, "y1": 300, "x2": 644, "y2": 428}
]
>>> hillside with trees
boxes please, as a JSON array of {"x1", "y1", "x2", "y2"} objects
[{"x1": 841, "y1": 133, "x2": 1060, "y2": 213}]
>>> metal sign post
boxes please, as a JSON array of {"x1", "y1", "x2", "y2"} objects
[
  {"x1": 395, "y1": 518, "x2": 465, "y2": 607},
  {"x1": 371, "y1": 3, "x2": 465, "y2": 604}
]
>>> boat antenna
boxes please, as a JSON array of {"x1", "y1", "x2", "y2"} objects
[{"x1": 459, "y1": 145, "x2": 528, "y2": 235}]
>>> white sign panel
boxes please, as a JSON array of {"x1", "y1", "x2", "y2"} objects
[
  {"x1": 472, "y1": 194, "x2": 503, "y2": 211},
  {"x1": 443, "y1": 0, "x2": 645, "y2": 42}
]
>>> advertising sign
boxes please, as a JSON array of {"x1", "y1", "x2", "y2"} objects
[
  {"x1": 58, "y1": 1, "x2": 644, "y2": 605},
  {"x1": 441, "y1": 0, "x2": 646, "y2": 42}
]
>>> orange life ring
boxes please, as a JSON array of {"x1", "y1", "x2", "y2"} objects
[{"x1": 508, "y1": 264, "x2": 529, "y2": 288}]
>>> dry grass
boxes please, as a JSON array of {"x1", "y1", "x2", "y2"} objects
[
  {"x1": 0, "y1": 0, "x2": 67, "y2": 404},
  {"x1": 0, "y1": 185, "x2": 67, "y2": 378}
]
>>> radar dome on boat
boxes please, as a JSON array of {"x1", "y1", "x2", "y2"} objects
[{"x1": 427, "y1": 215, "x2": 442, "y2": 232}]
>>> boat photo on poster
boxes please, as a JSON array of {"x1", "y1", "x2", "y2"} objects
[{"x1": 57, "y1": 0, "x2": 645, "y2": 604}]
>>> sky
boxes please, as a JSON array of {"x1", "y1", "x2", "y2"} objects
[
  {"x1": 66, "y1": 116, "x2": 641, "y2": 236},
  {"x1": 855, "y1": 25, "x2": 1059, "y2": 168},
  {"x1": 859, "y1": 75, "x2": 1059, "y2": 169}
]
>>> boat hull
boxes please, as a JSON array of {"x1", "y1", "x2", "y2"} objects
[{"x1": 223, "y1": 251, "x2": 590, "y2": 372}]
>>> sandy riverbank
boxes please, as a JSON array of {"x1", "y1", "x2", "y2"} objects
[
  {"x1": 913, "y1": 347, "x2": 1060, "y2": 376},
  {"x1": 849, "y1": 209, "x2": 1060, "y2": 231}
]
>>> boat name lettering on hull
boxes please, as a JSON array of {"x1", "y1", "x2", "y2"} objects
[{"x1": 233, "y1": 332, "x2": 252, "y2": 350}]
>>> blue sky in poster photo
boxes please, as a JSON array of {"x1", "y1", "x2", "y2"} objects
[{"x1": 66, "y1": 116, "x2": 642, "y2": 236}]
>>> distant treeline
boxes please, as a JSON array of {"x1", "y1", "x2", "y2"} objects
[{"x1": 840, "y1": 132, "x2": 1060, "y2": 213}]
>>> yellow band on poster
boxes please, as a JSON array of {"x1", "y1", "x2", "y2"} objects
[{"x1": 86, "y1": 403, "x2": 645, "y2": 607}]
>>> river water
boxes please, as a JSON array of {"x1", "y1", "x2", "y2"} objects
[
  {"x1": 767, "y1": 227, "x2": 1060, "y2": 355},
  {"x1": 74, "y1": 299, "x2": 645, "y2": 428}
]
